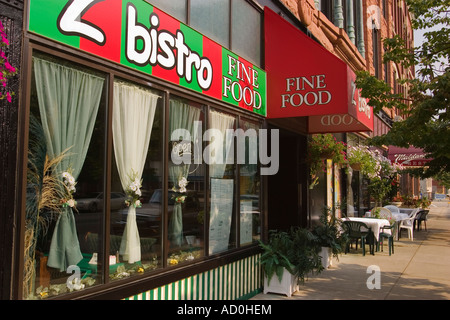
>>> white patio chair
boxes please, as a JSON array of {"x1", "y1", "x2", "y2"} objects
[
  {"x1": 373, "y1": 207, "x2": 394, "y2": 221},
  {"x1": 399, "y1": 209, "x2": 421, "y2": 240},
  {"x1": 384, "y1": 205, "x2": 400, "y2": 214}
]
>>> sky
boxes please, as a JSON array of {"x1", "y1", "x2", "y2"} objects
[{"x1": 412, "y1": 14, "x2": 448, "y2": 75}]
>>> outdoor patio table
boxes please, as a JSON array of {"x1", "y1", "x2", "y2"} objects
[
  {"x1": 343, "y1": 217, "x2": 391, "y2": 242},
  {"x1": 391, "y1": 213, "x2": 409, "y2": 239},
  {"x1": 392, "y1": 212, "x2": 409, "y2": 221},
  {"x1": 399, "y1": 208, "x2": 414, "y2": 215}
]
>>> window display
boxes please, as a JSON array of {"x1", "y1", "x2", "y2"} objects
[
  {"x1": 110, "y1": 80, "x2": 164, "y2": 279},
  {"x1": 24, "y1": 51, "x2": 262, "y2": 299},
  {"x1": 25, "y1": 54, "x2": 106, "y2": 299},
  {"x1": 168, "y1": 98, "x2": 205, "y2": 264},
  {"x1": 207, "y1": 110, "x2": 236, "y2": 254}
]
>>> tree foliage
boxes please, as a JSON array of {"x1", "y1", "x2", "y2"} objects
[{"x1": 355, "y1": 0, "x2": 450, "y2": 179}]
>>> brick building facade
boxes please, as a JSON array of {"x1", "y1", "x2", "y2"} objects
[{"x1": 1, "y1": 0, "x2": 419, "y2": 300}]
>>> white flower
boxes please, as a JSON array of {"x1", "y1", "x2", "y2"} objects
[
  {"x1": 134, "y1": 200, "x2": 141, "y2": 208},
  {"x1": 186, "y1": 254, "x2": 194, "y2": 261},
  {"x1": 67, "y1": 199, "x2": 76, "y2": 208},
  {"x1": 179, "y1": 177, "x2": 188, "y2": 188},
  {"x1": 62, "y1": 171, "x2": 75, "y2": 182},
  {"x1": 179, "y1": 186, "x2": 186, "y2": 193}
]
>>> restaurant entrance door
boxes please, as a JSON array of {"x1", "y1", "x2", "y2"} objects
[{"x1": 267, "y1": 127, "x2": 308, "y2": 231}]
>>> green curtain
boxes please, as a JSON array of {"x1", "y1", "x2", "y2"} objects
[
  {"x1": 168, "y1": 100, "x2": 201, "y2": 247},
  {"x1": 33, "y1": 57, "x2": 105, "y2": 271}
]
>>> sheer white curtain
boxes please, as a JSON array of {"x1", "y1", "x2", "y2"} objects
[
  {"x1": 168, "y1": 100, "x2": 201, "y2": 247},
  {"x1": 208, "y1": 110, "x2": 235, "y2": 178},
  {"x1": 112, "y1": 81, "x2": 160, "y2": 263},
  {"x1": 33, "y1": 57, "x2": 105, "y2": 271}
]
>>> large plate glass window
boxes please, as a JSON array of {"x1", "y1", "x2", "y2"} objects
[
  {"x1": 25, "y1": 53, "x2": 106, "y2": 299},
  {"x1": 239, "y1": 119, "x2": 261, "y2": 245},
  {"x1": 110, "y1": 80, "x2": 164, "y2": 280},
  {"x1": 207, "y1": 110, "x2": 236, "y2": 255},
  {"x1": 168, "y1": 97, "x2": 205, "y2": 265}
]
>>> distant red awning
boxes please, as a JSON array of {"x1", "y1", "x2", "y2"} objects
[
  {"x1": 264, "y1": 7, "x2": 373, "y2": 133},
  {"x1": 388, "y1": 146, "x2": 432, "y2": 167}
]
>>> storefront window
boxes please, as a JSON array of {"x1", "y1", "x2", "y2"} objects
[
  {"x1": 110, "y1": 80, "x2": 164, "y2": 280},
  {"x1": 346, "y1": 138, "x2": 358, "y2": 217},
  {"x1": 347, "y1": 166, "x2": 360, "y2": 217},
  {"x1": 23, "y1": 48, "x2": 263, "y2": 298},
  {"x1": 208, "y1": 110, "x2": 236, "y2": 255},
  {"x1": 168, "y1": 98, "x2": 205, "y2": 264},
  {"x1": 25, "y1": 54, "x2": 106, "y2": 299},
  {"x1": 239, "y1": 119, "x2": 261, "y2": 245}
]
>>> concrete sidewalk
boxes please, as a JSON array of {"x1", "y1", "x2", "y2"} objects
[{"x1": 251, "y1": 201, "x2": 450, "y2": 300}]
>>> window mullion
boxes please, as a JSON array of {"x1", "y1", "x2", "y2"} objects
[
  {"x1": 102, "y1": 73, "x2": 115, "y2": 285},
  {"x1": 162, "y1": 90, "x2": 170, "y2": 268}
]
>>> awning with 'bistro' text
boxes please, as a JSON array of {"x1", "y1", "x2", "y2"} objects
[{"x1": 264, "y1": 7, "x2": 373, "y2": 133}]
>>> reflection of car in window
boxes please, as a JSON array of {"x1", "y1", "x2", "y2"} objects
[
  {"x1": 117, "y1": 189, "x2": 201, "y2": 235},
  {"x1": 149, "y1": 189, "x2": 176, "y2": 205},
  {"x1": 76, "y1": 192, "x2": 127, "y2": 213}
]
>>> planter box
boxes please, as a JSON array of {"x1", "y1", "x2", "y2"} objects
[
  {"x1": 320, "y1": 247, "x2": 333, "y2": 269},
  {"x1": 263, "y1": 268, "x2": 298, "y2": 297}
]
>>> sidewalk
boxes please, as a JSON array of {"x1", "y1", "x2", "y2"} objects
[{"x1": 251, "y1": 201, "x2": 450, "y2": 300}]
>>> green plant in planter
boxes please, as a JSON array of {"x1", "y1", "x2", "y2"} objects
[
  {"x1": 416, "y1": 196, "x2": 431, "y2": 209},
  {"x1": 259, "y1": 228, "x2": 324, "y2": 285},
  {"x1": 258, "y1": 230, "x2": 295, "y2": 284},
  {"x1": 288, "y1": 227, "x2": 324, "y2": 283},
  {"x1": 402, "y1": 194, "x2": 416, "y2": 207},
  {"x1": 311, "y1": 207, "x2": 349, "y2": 258}
]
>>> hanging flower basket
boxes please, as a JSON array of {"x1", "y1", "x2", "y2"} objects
[
  {"x1": 307, "y1": 134, "x2": 347, "y2": 188},
  {"x1": 346, "y1": 145, "x2": 379, "y2": 177}
]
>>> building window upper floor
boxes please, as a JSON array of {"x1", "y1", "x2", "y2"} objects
[{"x1": 147, "y1": 0, "x2": 262, "y2": 66}]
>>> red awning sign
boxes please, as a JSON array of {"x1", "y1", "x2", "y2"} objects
[
  {"x1": 388, "y1": 146, "x2": 432, "y2": 167},
  {"x1": 264, "y1": 7, "x2": 373, "y2": 133}
]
